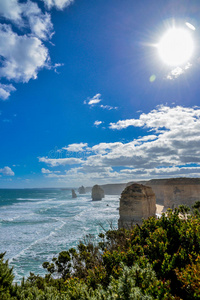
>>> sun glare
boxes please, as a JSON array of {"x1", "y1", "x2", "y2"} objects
[{"x1": 158, "y1": 28, "x2": 194, "y2": 66}]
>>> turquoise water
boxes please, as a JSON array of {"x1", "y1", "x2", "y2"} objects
[{"x1": 0, "y1": 189, "x2": 119, "y2": 282}]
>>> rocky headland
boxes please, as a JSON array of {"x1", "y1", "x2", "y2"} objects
[
  {"x1": 127, "y1": 178, "x2": 200, "y2": 208},
  {"x1": 118, "y1": 183, "x2": 156, "y2": 229}
]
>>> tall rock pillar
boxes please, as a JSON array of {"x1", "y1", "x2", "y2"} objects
[{"x1": 118, "y1": 183, "x2": 156, "y2": 229}]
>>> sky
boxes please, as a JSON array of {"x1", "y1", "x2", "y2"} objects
[{"x1": 1, "y1": 0, "x2": 200, "y2": 188}]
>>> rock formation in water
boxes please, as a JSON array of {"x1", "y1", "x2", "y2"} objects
[
  {"x1": 127, "y1": 178, "x2": 200, "y2": 208},
  {"x1": 118, "y1": 183, "x2": 156, "y2": 229},
  {"x1": 72, "y1": 189, "x2": 77, "y2": 198},
  {"x1": 78, "y1": 186, "x2": 86, "y2": 194},
  {"x1": 92, "y1": 184, "x2": 105, "y2": 201}
]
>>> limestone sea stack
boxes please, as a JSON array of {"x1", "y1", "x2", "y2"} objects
[
  {"x1": 72, "y1": 189, "x2": 77, "y2": 198},
  {"x1": 78, "y1": 186, "x2": 86, "y2": 194},
  {"x1": 118, "y1": 183, "x2": 156, "y2": 229},
  {"x1": 92, "y1": 184, "x2": 105, "y2": 201}
]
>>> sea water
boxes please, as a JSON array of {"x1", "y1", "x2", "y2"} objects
[{"x1": 0, "y1": 189, "x2": 119, "y2": 283}]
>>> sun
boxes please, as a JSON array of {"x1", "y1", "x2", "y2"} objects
[{"x1": 158, "y1": 28, "x2": 194, "y2": 66}]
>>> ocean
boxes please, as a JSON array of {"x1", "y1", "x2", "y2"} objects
[{"x1": 0, "y1": 189, "x2": 119, "y2": 283}]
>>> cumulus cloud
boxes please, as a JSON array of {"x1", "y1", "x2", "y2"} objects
[
  {"x1": 0, "y1": 24, "x2": 49, "y2": 83},
  {"x1": 0, "y1": 0, "x2": 22, "y2": 22},
  {"x1": 0, "y1": 1, "x2": 54, "y2": 40},
  {"x1": 0, "y1": 166, "x2": 15, "y2": 176},
  {"x1": 0, "y1": 84, "x2": 16, "y2": 100},
  {"x1": 23, "y1": 1, "x2": 54, "y2": 40},
  {"x1": 63, "y1": 143, "x2": 88, "y2": 152},
  {"x1": 0, "y1": 0, "x2": 73, "y2": 100},
  {"x1": 41, "y1": 0, "x2": 74, "y2": 10},
  {"x1": 39, "y1": 156, "x2": 83, "y2": 166},
  {"x1": 39, "y1": 105, "x2": 200, "y2": 184}
]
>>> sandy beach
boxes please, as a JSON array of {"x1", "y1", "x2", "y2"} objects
[{"x1": 156, "y1": 204, "x2": 167, "y2": 215}]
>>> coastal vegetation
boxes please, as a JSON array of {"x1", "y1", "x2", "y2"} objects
[{"x1": 1, "y1": 204, "x2": 200, "y2": 299}]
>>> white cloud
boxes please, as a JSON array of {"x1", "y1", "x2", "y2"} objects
[
  {"x1": 90, "y1": 142, "x2": 123, "y2": 155},
  {"x1": 100, "y1": 104, "x2": 118, "y2": 110},
  {"x1": 87, "y1": 93, "x2": 102, "y2": 105},
  {"x1": 39, "y1": 156, "x2": 83, "y2": 166},
  {"x1": 85, "y1": 93, "x2": 118, "y2": 112},
  {"x1": 167, "y1": 63, "x2": 192, "y2": 80},
  {"x1": 39, "y1": 105, "x2": 200, "y2": 184},
  {"x1": 0, "y1": 0, "x2": 72, "y2": 99},
  {"x1": 0, "y1": 166, "x2": 15, "y2": 176},
  {"x1": 0, "y1": 83, "x2": 16, "y2": 100},
  {"x1": 0, "y1": 0, "x2": 22, "y2": 22},
  {"x1": 0, "y1": 24, "x2": 49, "y2": 82},
  {"x1": 41, "y1": 168, "x2": 52, "y2": 173},
  {"x1": 110, "y1": 119, "x2": 144, "y2": 130},
  {"x1": 23, "y1": 2, "x2": 53, "y2": 40},
  {"x1": 63, "y1": 143, "x2": 88, "y2": 152},
  {"x1": 94, "y1": 120, "x2": 102, "y2": 126},
  {"x1": 41, "y1": 0, "x2": 74, "y2": 10},
  {"x1": 0, "y1": 1, "x2": 53, "y2": 40}
]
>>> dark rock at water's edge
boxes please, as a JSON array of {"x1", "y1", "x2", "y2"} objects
[
  {"x1": 72, "y1": 189, "x2": 77, "y2": 198},
  {"x1": 92, "y1": 185, "x2": 105, "y2": 201},
  {"x1": 118, "y1": 183, "x2": 156, "y2": 229},
  {"x1": 78, "y1": 186, "x2": 86, "y2": 194}
]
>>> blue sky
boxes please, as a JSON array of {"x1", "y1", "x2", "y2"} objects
[{"x1": 1, "y1": 0, "x2": 200, "y2": 188}]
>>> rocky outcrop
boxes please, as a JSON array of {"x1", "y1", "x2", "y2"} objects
[
  {"x1": 92, "y1": 185, "x2": 105, "y2": 201},
  {"x1": 100, "y1": 183, "x2": 126, "y2": 195},
  {"x1": 118, "y1": 183, "x2": 156, "y2": 229},
  {"x1": 78, "y1": 186, "x2": 86, "y2": 194},
  {"x1": 72, "y1": 189, "x2": 77, "y2": 198},
  {"x1": 127, "y1": 178, "x2": 200, "y2": 208}
]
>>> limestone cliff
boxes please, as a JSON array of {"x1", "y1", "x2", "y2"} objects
[
  {"x1": 92, "y1": 185, "x2": 105, "y2": 201},
  {"x1": 118, "y1": 183, "x2": 156, "y2": 229},
  {"x1": 148, "y1": 178, "x2": 200, "y2": 208},
  {"x1": 127, "y1": 178, "x2": 200, "y2": 208},
  {"x1": 78, "y1": 186, "x2": 86, "y2": 194},
  {"x1": 72, "y1": 189, "x2": 77, "y2": 198}
]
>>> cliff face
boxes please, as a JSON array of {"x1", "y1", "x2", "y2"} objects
[
  {"x1": 127, "y1": 178, "x2": 200, "y2": 208},
  {"x1": 149, "y1": 178, "x2": 200, "y2": 208},
  {"x1": 92, "y1": 185, "x2": 105, "y2": 201},
  {"x1": 118, "y1": 183, "x2": 156, "y2": 229},
  {"x1": 100, "y1": 184, "x2": 126, "y2": 195}
]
